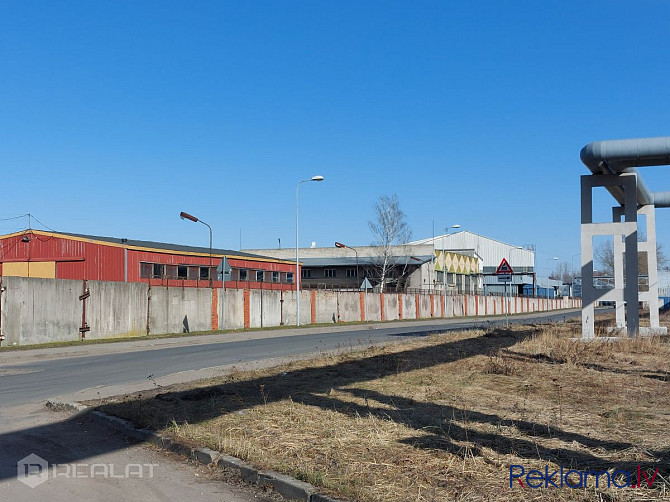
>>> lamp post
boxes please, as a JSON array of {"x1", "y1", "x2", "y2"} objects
[
  {"x1": 335, "y1": 241, "x2": 359, "y2": 287},
  {"x1": 180, "y1": 211, "x2": 213, "y2": 287},
  {"x1": 296, "y1": 175, "x2": 324, "y2": 326}
]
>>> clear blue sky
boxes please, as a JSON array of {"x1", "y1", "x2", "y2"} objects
[{"x1": 2, "y1": 1, "x2": 669, "y2": 277}]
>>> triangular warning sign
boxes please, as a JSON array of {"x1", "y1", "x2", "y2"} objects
[{"x1": 496, "y1": 258, "x2": 514, "y2": 275}]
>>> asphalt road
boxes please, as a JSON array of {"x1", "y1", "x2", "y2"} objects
[{"x1": 0, "y1": 309, "x2": 580, "y2": 407}]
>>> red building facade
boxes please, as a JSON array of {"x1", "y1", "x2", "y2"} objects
[{"x1": 0, "y1": 230, "x2": 297, "y2": 290}]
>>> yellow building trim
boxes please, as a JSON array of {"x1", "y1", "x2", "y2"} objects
[{"x1": 2, "y1": 261, "x2": 56, "y2": 278}]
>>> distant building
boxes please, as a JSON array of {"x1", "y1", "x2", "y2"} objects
[
  {"x1": 243, "y1": 244, "x2": 480, "y2": 293},
  {"x1": 409, "y1": 231, "x2": 535, "y2": 295},
  {"x1": 0, "y1": 230, "x2": 295, "y2": 290}
]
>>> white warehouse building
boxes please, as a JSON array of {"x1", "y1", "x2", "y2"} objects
[{"x1": 409, "y1": 231, "x2": 536, "y2": 295}]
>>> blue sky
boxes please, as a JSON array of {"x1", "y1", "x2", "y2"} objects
[{"x1": 2, "y1": 1, "x2": 669, "y2": 277}]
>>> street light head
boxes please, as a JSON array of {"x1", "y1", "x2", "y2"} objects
[
  {"x1": 311, "y1": 175, "x2": 324, "y2": 182},
  {"x1": 180, "y1": 211, "x2": 199, "y2": 223},
  {"x1": 335, "y1": 242, "x2": 346, "y2": 248},
  {"x1": 451, "y1": 224, "x2": 460, "y2": 229}
]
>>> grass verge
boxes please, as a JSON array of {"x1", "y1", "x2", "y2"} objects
[{"x1": 90, "y1": 314, "x2": 670, "y2": 501}]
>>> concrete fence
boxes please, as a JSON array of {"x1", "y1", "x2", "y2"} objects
[{"x1": 0, "y1": 276, "x2": 582, "y2": 346}]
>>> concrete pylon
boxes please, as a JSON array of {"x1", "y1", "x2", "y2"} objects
[
  {"x1": 637, "y1": 204, "x2": 662, "y2": 333},
  {"x1": 581, "y1": 173, "x2": 638, "y2": 338}
]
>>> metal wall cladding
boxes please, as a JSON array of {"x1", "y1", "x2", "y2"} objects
[
  {"x1": 0, "y1": 233, "x2": 122, "y2": 281},
  {"x1": 0, "y1": 231, "x2": 294, "y2": 287}
]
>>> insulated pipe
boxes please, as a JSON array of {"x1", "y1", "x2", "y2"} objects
[{"x1": 580, "y1": 136, "x2": 670, "y2": 207}]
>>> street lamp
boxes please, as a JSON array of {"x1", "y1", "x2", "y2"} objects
[
  {"x1": 180, "y1": 211, "x2": 213, "y2": 287},
  {"x1": 335, "y1": 242, "x2": 359, "y2": 286},
  {"x1": 546, "y1": 256, "x2": 558, "y2": 299},
  {"x1": 296, "y1": 175, "x2": 324, "y2": 326}
]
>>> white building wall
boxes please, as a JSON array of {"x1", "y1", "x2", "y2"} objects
[{"x1": 410, "y1": 231, "x2": 534, "y2": 272}]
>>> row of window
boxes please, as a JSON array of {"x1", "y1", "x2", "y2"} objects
[
  {"x1": 140, "y1": 263, "x2": 297, "y2": 284},
  {"x1": 302, "y1": 268, "x2": 358, "y2": 279},
  {"x1": 232, "y1": 268, "x2": 294, "y2": 284},
  {"x1": 140, "y1": 262, "x2": 215, "y2": 280}
]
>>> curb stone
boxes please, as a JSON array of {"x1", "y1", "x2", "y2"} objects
[
  {"x1": 45, "y1": 399, "x2": 343, "y2": 502},
  {"x1": 258, "y1": 470, "x2": 316, "y2": 501}
]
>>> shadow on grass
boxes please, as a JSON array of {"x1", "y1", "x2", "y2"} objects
[
  {"x1": 504, "y1": 351, "x2": 670, "y2": 382},
  {"x1": 91, "y1": 325, "x2": 666, "y2": 476},
  {"x1": 312, "y1": 387, "x2": 669, "y2": 473}
]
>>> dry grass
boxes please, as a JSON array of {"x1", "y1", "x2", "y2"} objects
[{"x1": 92, "y1": 314, "x2": 670, "y2": 501}]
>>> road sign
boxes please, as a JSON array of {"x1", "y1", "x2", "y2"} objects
[
  {"x1": 496, "y1": 258, "x2": 514, "y2": 275},
  {"x1": 497, "y1": 258, "x2": 513, "y2": 282}
]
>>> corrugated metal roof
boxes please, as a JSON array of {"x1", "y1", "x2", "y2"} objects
[
  {"x1": 299, "y1": 255, "x2": 433, "y2": 267},
  {"x1": 1, "y1": 229, "x2": 288, "y2": 263},
  {"x1": 410, "y1": 231, "x2": 534, "y2": 270},
  {"x1": 60, "y1": 231, "x2": 276, "y2": 259}
]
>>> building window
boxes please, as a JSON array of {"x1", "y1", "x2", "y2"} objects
[
  {"x1": 324, "y1": 269, "x2": 336, "y2": 278},
  {"x1": 256, "y1": 270, "x2": 264, "y2": 282},
  {"x1": 239, "y1": 269, "x2": 248, "y2": 281},
  {"x1": 178, "y1": 265, "x2": 188, "y2": 279},
  {"x1": 346, "y1": 268, "x2": 357, "y2": 278},
  {"x1": 272, "y1": 271, "x2": 279, "y2": 282},
  {"x1": 140, "y1": 263, "x2": 151, "y2": 279},
  {"x1": 200, "y1": 267, "x2": 211, "y2": 280},
  {"x1": 286, "y1": 272, "x2": 294, "y2": 284},
  {"x1": 301, "y1": 269, "x2": 312, "y2": 279},
  {"x1": 153, "y1": 263, "x2": 165, "y2": 278}
]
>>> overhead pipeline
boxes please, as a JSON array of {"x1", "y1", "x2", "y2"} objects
[{"x1": 580, "y1": 136, "x2": 670, "y2": 208}]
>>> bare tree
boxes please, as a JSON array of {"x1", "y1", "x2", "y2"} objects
[
  {"x1": 594, "y1": 241, "x2": 615, "y2": 275},
  {"x1": 594, "y1": 237, "x2": 667, "y2": 276},
  {"x1": 549, "y1": 261, "x2": 577, "y2": 283},
  {"x1": 368, "y1": 194, "x2": 412, "y2": 290}
]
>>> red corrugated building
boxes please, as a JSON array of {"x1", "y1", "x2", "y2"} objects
[{"x1": 0, "y1": 230, "x2": 297, "y2": 290}]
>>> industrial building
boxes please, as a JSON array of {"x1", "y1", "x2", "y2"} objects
[
  {"x1": 0, "y1": 229, "x2": 296, "y2": 290},
  {"x1": 243, "y1": 244, "x2": 481, "y2": 293},
  {"x1": 409, "y1": 231, "x2": 536, "y2": 295}
]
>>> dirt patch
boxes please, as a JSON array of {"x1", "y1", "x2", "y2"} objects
[{"x1": 90, "y1": 315, "x2": 670, "y2": 501}]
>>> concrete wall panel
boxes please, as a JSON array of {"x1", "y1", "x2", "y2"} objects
[
  {"x1": 224, "y1": 289, "x2": 245, "y2": 330},
  {"x1": 316, "y1": 291, "x2": 339, "y2": 324},
  {"x1": 364, "y1": 293, "x2": 381, "y2": 322},
  {"x1": 338, "y1": 292, "x2": 361, "y2": 323},
  {"x1": 384, "y1": 294, "x2": 399, "y2": 321},
  {"x1": 281, "y1": 291, "x2": 312, "y2": 326},
  {"x1": 87, "y1": 280, "x2": 147, "y2": 339},
  {"x1": 402, "y1": 294, "x2": 416, "y2": 320},
  {"x1": 1, "y1": 277, "x2": 80, "y2": 345},
  {"x1": 150, "y1": 287, "x2": 212, "y2": 334},
  {"x1": 418, "y1": 295, "x2": 432, "y2": 318},
  {"x1": 248, "y1": 289, "x2": 282, "y2": 328}
]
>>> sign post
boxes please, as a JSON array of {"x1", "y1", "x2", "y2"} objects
[{"x1": 496, "y1": 258, "x2": 514, "y2": 328}]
